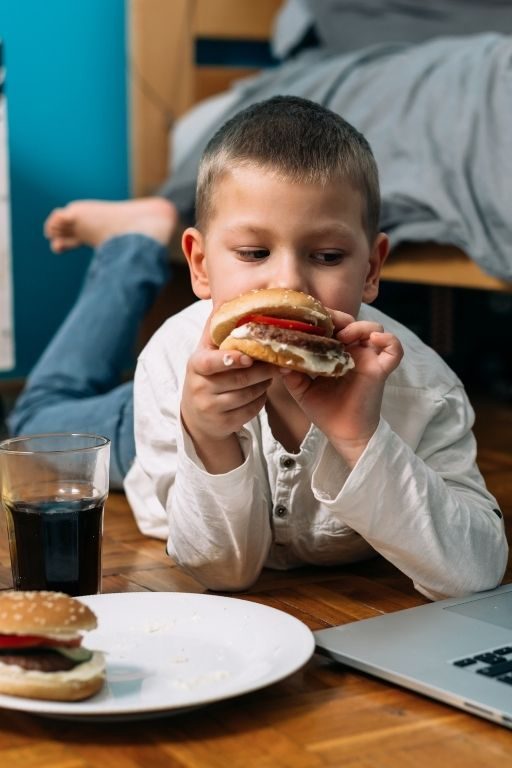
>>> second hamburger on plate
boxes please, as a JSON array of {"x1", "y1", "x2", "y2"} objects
[
  {"x1": 210, "y1": 288, "x2": 355, "y2": 378},
  {"x1": 0, "y1": 591, "x2": 105, "y2": 702}
]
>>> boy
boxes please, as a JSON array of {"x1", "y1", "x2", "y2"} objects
[{"x1": 109, "y1": 97, "x2": 509, "y2": 598}]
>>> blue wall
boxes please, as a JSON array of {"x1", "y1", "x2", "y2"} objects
[{"x1": 0, "y1": 0, "x2": 128, "y2": 379}]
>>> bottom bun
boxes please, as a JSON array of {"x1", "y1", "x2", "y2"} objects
[
  {"x1": 0, "y1": 651, "x2": 106, "y2": 702},
  {"x1": 220, "y1": 336, "x2": 354, "y2": 378}
]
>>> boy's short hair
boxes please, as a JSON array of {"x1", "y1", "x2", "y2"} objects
[{"x1": 196, "y1": 95, "x2": 380, "y2": 243}]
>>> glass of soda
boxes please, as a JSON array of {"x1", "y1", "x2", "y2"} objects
[{"x1": 0, "y1": 433, "x2": 110, "y2": 596}]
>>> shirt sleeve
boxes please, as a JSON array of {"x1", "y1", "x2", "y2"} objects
[
  {"x1": 125, "y1": 356, "x2": 273, "y2": 591},
  {"x1": 311, "y1": 385, "x2": 508, "y2": 600}
]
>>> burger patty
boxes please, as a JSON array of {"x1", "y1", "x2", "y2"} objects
[
  {"x1": 0, "y1": 649, "x2": 77, "y2": 672},
  {"x1": 247, "y1": 323, "x2": 343, "y2": 354}
]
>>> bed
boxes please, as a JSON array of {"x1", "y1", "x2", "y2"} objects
[{"x1": 128, "y1": 0, "x2": 512, "y2": 300}]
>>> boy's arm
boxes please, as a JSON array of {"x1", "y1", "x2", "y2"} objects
[
  {"x1": 281, "y1": 319, "x2": 404, "y2": 469},
  {"x1": 311, "y1": 385, "x2": 508, "y2": 600},
  {"x1": 168, "y1": 418, "x2": 272, "y2": 590},
  {"x1": 281, "y1": 316, "x2": 507, "y2": 599},
  {"x1": 126, "y1": 343, "x2": 273, "y2": 591}
]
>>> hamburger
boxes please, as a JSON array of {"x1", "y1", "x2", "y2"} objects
[
  {"x1": 0, "y1": 591, "x2": 105, "y2": 701},
  {"x1": 210, "y1": 288, "x2": 355, "y2": 377}
]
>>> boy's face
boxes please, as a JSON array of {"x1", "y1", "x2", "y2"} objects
[{"x1": 183, "y1": 165, "x2": 389, "y2": 318}]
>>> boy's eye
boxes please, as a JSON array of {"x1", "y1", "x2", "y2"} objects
[
  {"x1": 236, "y1": 248, "x2": 269, "y2": 261},
  {"x1": 311, "y1": 251, "x2": 344, "y2": 265}
]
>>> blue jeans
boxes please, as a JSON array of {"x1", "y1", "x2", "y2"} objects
[{"x1": 8, "y1": 234, "x2": 170, "y2": 489}]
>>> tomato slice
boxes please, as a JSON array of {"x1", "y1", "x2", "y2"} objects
[
  {"x1": 0, "y1": 634, "x2": 81, "y2": 649},
  {"x1": 237, "y1": 314, "x2": 325, "y2": 335}
]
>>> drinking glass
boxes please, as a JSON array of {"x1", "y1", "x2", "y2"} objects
[{"x1": 0, "y1": 433, "x2": 110, "y2": 596}]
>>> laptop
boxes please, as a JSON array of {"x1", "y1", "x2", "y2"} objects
[{"x1": 314, "y1": 582, "x2": 512, "y2": 728}]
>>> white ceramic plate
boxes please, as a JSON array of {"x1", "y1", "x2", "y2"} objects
[{"x1": 0, "y1": 592, "x2": 315, "y2": 720}]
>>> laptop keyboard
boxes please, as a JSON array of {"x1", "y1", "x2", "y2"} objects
[{"x1": 453, "y1": 645, "x2": 512, "y2": 684}]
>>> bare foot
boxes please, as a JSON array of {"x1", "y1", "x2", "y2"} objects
[{"x1": 44, "y1": 198, "x2": 178, "y2": 253}]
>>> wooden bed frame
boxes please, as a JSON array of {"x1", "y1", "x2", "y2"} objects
[{"x1": 128, "y1": 0, "x2": 512, "y2": 296}]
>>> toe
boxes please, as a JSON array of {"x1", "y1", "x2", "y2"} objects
[
  {"x1": 44, "y1": 208, "x2": 66, "y2": 237},
  {"x1": 44, "y1": 208, "x2": 77, "y2": 239},
  {"x1": 50, "y1": 236, "x2": 80, "y2": 253}
]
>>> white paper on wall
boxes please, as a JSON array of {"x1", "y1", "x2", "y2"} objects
[{"x1": 0, "y1": 39, "x2": 15, "y2": 372}]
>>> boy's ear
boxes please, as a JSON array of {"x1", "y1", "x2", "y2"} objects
[
  {"x1": 362, "y1": 233, "x2": 389, "y2": 304},
  {"x1": 182, "y1": 227, "x2": 211, "y2": 299}
]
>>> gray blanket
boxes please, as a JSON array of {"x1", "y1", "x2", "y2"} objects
[{"x1": 160, "y1": 34, "x2": 512, "y2": 281}]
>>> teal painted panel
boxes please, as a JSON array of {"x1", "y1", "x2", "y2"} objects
[{"x1": 0, "y1": 0, "x2": 128, "y2": 378}]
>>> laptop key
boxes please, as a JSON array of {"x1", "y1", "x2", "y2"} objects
[
  {"x1": 453, "y1": 657, "x2": 477, "y2": 667},
  {"x1": 474, "y1": 652, "x2": 503, "y2": 664},
  {"x1": 477, "y1": 660, "x2": 512, "y2": 677},
  {"x1": 493, "y1": 646, "x2": 512, "y2": 655},
  {"x1": 498, "y1": 674, "x2": 512, "y2": 685}
]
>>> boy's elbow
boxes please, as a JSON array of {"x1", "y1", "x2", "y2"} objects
[
  {"x1": 474, "y1": 530, "x2": 509, "y2": 594},
  {"x1": 452, "y1": 520, "x2": 509, "y2": 597},
  {"x1": 416, "y1": 536, "x2": 509, "y2": 601},
  {"x1": 169, "y1": 548, "x2": 261, "y2": 593},
  {"x1": 477, "y1": 538, "x2": 509, "y2": 594}
]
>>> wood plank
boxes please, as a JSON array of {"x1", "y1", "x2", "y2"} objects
[
  {"x1": 129, "y1": 0, "x2": 195, "y2": 197},
  {"x1": 195, "y1": 66, "x2": 260, "y2": 102},
  {"x1": 382, "y1": 244, "x2": 512, "y2": 292},
  {"x1": 0, "y1": 742, "x2": 87, "y2": 768},
  {"x1": 194, "y1": 0, "x2": 283, "y2": 40},
  {"x1": 129, "y1": 1, "x2": 284, "y2": 197}
]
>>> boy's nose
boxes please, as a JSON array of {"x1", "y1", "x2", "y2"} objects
[{"x1": 268, "y1": 254, "x2": 305, "y2": 292}]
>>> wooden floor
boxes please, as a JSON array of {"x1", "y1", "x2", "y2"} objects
[{"x1": 0, "y1": 395, "x2": 511, "y2": 767}]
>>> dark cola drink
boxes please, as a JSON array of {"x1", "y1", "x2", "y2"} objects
[{"x1": 5, "y1": 494, "x2": 105, "y2": 596}]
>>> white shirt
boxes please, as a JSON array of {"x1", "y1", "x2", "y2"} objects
[{"x1": 124, "y1": 300, "x2": 508, "y2": 600}]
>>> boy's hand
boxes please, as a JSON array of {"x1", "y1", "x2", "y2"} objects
[
  {"x1": 281, "y1": 311, "x2": 403, "y2": 468},
  {"x1": 181, "y1": 317, "x2": 275, "y2": 472}
]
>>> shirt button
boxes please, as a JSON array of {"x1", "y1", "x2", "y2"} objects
[
  {"x1": 274, "y1": 505, "x2": 288, "y2": 518},
  {"x1": 280, "y1": 456, "x2": 296, "y2": 469}
]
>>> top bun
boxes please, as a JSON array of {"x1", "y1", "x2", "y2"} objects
[
  {"x1": 210, "y1": 288, "x2": 334, "y2": 346},
  {"x1": 0, "y1": 591, "x2": 97, "y2": 636}
]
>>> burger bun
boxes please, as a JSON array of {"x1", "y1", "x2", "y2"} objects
[
  {"x1": 0, "y1": 591, "x2": 105, "y2": 702},
  {"x1": 210, "y1": 288, "x2": 334, "y2": 346},
  {"x1": 211, "y1": 288, "x2": 354, "y2": 378},
  {"x1": 0, "y1": 652, "x2": 106, "y2": 702}
]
